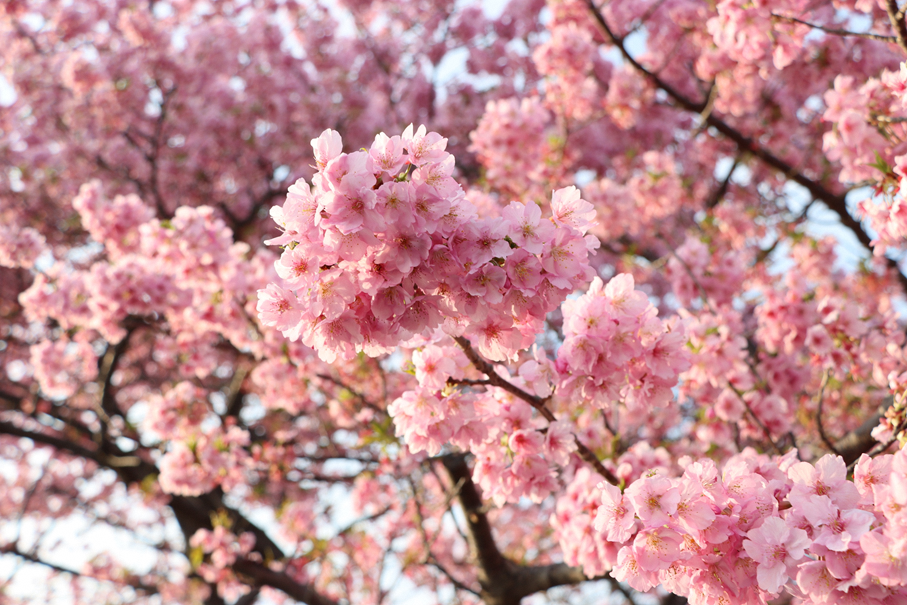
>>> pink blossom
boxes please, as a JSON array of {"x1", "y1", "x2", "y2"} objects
[
  {"x1": 612, "y1": 546, "x2": 657, "y2": 592},
  {"x1": 788, "y1": 455, "x2": 861, "y2": 510},
  {"x1": 369, "y1": 132, "x2": 406, "y2": 175},
  {"x1": 550, "y1": 186, "x2": 596, "y2": 233},
  {"x1": 624, "y1": 473, "x2": 680, "y2": 526},
  {"x1": 461, "y1": 264, "x2": 507, "y2": 303},
  {"x1": 543, "y1": 419, "x2": 577, "y2": 465},
  {"x1": 518, "y1": 346, "x2": 555, "y2": 398},
  {"x1": 466, "y1": 314, "x2": 525, "y2": 362},
  {"x1": 593, "y1": 481, "x2": 636, "y2": 543},
  {"x1": 633, "y1": 526, "x2": 684, "y2": 571},
  {"x1": 743, "y1": 517, "x2": 810, "y2": 593},
  {"x1": 860, "y1": 531, "x2": 907, "y2": 586},
  {"x1": 312, "y1": 128, "x2": 343, "y2": 170},
  {"x1": 402, "y1": 123, "x2": 447, "y2": 165},
  {"x1": 502, "y1": 201, "x2": 554, "y2": 254},
  {"x1": 256, "y1": 283, "x2": 303, "y2": 340},
  {"x1": 802, "y1": 495, "x2": 874, "y2": 552},
  {"x1": 508, "y1": 429, "x2": 543, "y2": 456},
  {"x1": 412, "y1": 344, "x2": 456, "y2": 391}
]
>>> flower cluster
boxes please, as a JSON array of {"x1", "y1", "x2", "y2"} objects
[
  {"x1": 583, "y1": 151, "x2": 688, "y2": 244},
  {"x1": 532, "y1": 21, "x2": 601, "y2": 121},
  {"x1": 556, "y1": 273, "x2": 690, "y2": 412},
  {"x1": 0, "y1": 225, "x2": 46, "y2": 269},
  {"x1": 821, "y1": 67, "x2": 907, "y2": 254},
  {"x1": 190, "y1": 527, "x2": 256, "y2": 601},
  {"x1": 72, "y1": 179, "x2": 154, "y2": 258},
  {"x1": 707, "y1": 0, "x2": 808, "y2": 71},
  {"x1": 389, "y1": 340, "x2": 575, "y2": 506},
  {"x1": 564, "y1": 450, "x2": 907, "y2": 604},
  {"x1": 259, "y1": 126, "x2": 599, "y2": 364},
  {"x1": 468, "y1": 97, "x2": 569, "y2": 197},
  {"x1": 29, "y1": 338, "x2": 98, "y2": 400},
  {"x1": 665, "y1": 236, "x2": 747, "y2": 308},
  {"x1": 149, "y1": 382, "x2": 251, "y2": 497}
]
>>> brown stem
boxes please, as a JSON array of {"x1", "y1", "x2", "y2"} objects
[
  {"x1": 453, "y1": 336, "x2": 619, "y2": 485},
  {"x1": 885, "y1": 0, "x2": 907, "y2": 55},
  {"x1": 770, "y1": 13, "x2": 898, "y2": 43},
  {"x1": 233, "y1": 559, "x2": 339, "y2": 605},
  {"x1": 585, "y1": 0, "x2": 907, "y2": 295},
  {"x1": 815, "y1": 371, "x2": 842, "y2": 456},
  {"x1": 438, "y1": 454, "x2": 606, "y2": 605},
  {"x1": 726, "y1": 384, "x2": 784, "y2": 455},
  {"x1": 0, "y1": 543, "x2": 159, "y2": 594}
]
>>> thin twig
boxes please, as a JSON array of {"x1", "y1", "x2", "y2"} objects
[
  {"x1": 847, "y1": 416, "x2": 907, "y2": 471},
  {"x1": 704, "y1": 153, "x2": 741, "y2": 209},
  {"x1": 658, "y1": 232, "x2": 718, "y2": 314},
  {"x1": 815, "y1": 371, "x2": 841, "y2": 456},
  {"x1": 727, "y1": 383, "x2": 784, "y2": 455},
  {"x1": 408, "y1": 477, "x2": 480, "y2": 597},
  {"x1": 770, "y1": 13, "x2": 897, "y2": 42},
  {"x1": 315, "y1": 373, "x2": 384, "y2": 414},
  {"x1": 584, "y1": 0, "x2": 907, "y2": 295},
  {"x1": 452, "y1": 336, "x2": 620, "y2": 485}
]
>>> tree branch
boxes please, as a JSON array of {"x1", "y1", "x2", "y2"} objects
[
  {"x1": 233, "y1": 559, "x2": 339, "y2": 605},
  {"x1": 885, "y1": 0, "x2": 907, "y2": 55},
  {"x1": 814, "y1": 371, "x2": 842, "y2": 456},
  {"x1": 0, "y1": 543, "x2": 158, "y2": 594},
  {"x1": 585, "y1": 0, "x2": 907, "y2": 295},
  {"x1": 770, "y1": 13, "x2": 897, "y2": 43},
  {"x1": 97, "y1": 326, "x2": 135, "y2": 425},
  {"x1": 0, "y1": 406, "x2": 339, "y2": 605},
  {"x1": 438, "y1": 454, "x2": 607, "y2": 605},
  {"x1": 453, "y1": 336, "x2": 619, "y2": 485}
]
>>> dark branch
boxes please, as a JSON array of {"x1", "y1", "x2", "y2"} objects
[
  {"x1": 453, "y1": 336, "x2": 619, "y2": 485},
  {"x1": 0, "y1": 543, "x2": 158, "y2": 594},
  {"x1": 233, "y1": 559, "x2": 339, "y2": 605},
  {"x1": 815, "y1": 372, "x2": 842, "y2": 456},
  {"x1": 98, "y1": 327, "x2": 135, "y2": 420},
  {"x1": 885, "y1": 0, "x2": 907, "y2": 55},
  {"x1": 833, "y1": 397, "x2": 892, "y2": 465},
  {"x1": 770, "y1": 13, "x2": 898, "y2": 43},
  {"x1": 0, "y1": 405, "x2": 336, "y2": 605},
  {"x1": 438, "y1": 454, "x2": 607, "y2": 605},
  {"x1": 585, "y1": 0, "x2": 907, "y2": 295}
]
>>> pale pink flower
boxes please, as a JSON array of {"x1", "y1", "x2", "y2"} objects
[
  {"x1": 633, "y1": 526, "x2": 684, "y2": 571},
  {"x1": 743, "y1": 517, "x2": 810, "y2": 593},
  {"x1": 788, "y1": 455, "x2": 860, "y2": 510},
  {"x1": 543, "y1": 419, "x2": 576, "y2": 466},
  {"x1": 612, "y1": 546, "x2": 657, "y2": 592},
  {"x1": 369, "y1": 132, "x2": 406, "y2": 175},
  {"x1": 593, "y1": 482, "x2": 636, "y2": 543},
  {"x1": 311, "y1": 128, "x2": 343, "y2": 170},
  {"x1": 502, "y1": 201, "x2": 554, "y2": 254},
  {"x1": 624, "y1": 474, "x2": 680, "y2": 526},
  {"x1": 518, "y1": 346, "x2": 555, "y2": 398},
  {"x1": 256, "y1": 283, "x2": 303, "y2": 340},
  {"x1": 551, "y1": 186, "x2": 596, "y2": 233},
  {"x1": 505, "y1": 249, "x2": 544, "y2": 292},
  {"x1": 461, "y1": 264, "x2": 507, "y2": 303},
  {"x1": 860, "y1": 530, "x2": 907, "y2": 586},
  {"x1": 467, "y1": 314, "x2": 524, "y2": 362},
  {"x1": 508, "y1": 429, "x2": 543, "y2": 456},
  {"x1": 803, "y1": 495, "x2": 874, "y2": 552},
  {"x1": 413, "y1": 344, "x2": 456, "y2": 391}
]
